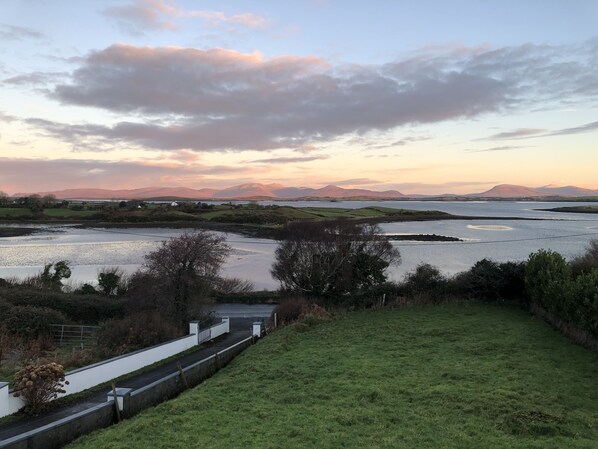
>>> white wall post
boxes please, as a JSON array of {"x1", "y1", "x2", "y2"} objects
[
  {"x1": 106, "y1": 387, "x2": 133, "y2": 412},
  {"x1": 0, "y1": 382, "x2": 9, "y2": 417},
  {"x1": 189, "y1": 320, "x2": 200, "y2": 336}
]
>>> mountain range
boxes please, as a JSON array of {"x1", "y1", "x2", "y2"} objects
[{"x1": 11, "y1": 183, "x2": 598, "y2": 200}]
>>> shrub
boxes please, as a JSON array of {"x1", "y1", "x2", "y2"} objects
[
  {"x1": 0, "y1": 287, "x2": 127, "y2": 323},
  {"x1": 402, "y1": 264, "x2": 448, "y2": 297},
  {"x1": 97, "y1": 267, "x2": 127, "y2": 296},
  {"x1": 96, "y1": 311, "x2": 182, "y2": 356},
  {"x1": 572, "y1": 270, "x2": 598, "y2": 335},
  {"x1": 271, "y1": 298, "x2": 310, "y2": 326},
  {"x1": 2, "y1": 305, "x2": 67, "y2": 340},
  {"x1": 74, "y1": 283, "x2": 97, "y2": 295},
  {"x1": 496, "y1": 261, "x2": 527, "y2": 303},
  {"x1": 13, "y1": 362, "x2": 69, "y2": 415},
  {"x1": 526, "y1": 250, "x2": 572, "y2": 318},
  {"x1": 570, "y1": 239, "x2": 598, "y2": 277}
]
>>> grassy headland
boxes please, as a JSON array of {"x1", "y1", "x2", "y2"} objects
[
  {"x1": 0, "y1": 202, "x2": 533, "y2": 240},
  {"x1": 67, "y1": 304, "x2": 598, "y2": 449}
]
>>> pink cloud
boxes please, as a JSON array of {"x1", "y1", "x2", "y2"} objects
[{"x1": 103, "y1": 0, "x2": 269, "y2": 34}]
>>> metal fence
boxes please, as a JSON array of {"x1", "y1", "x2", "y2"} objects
[{"x1": 51, "y1": 324, "x2": 100, "y2": 348}]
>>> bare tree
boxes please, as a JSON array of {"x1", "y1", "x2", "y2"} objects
[
  {"x1": 144, "y1": 231, "x2": 231, "y2": 327},
  {"x1": 271, "y1": 220, "x2": 400, "y2": 301},
  {"x1": 0, "y1": 191, "x2": 9, "y2": 206}
]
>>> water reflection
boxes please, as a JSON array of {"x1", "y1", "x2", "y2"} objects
[{"x1": 1, "y1": 201, "x2": 598, "y2": 290}]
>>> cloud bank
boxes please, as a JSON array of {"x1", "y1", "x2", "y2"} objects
[{"x1": 19, "y1": 39, "x2": 598, "y2": 153}]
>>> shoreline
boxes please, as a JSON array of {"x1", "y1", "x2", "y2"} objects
[{"x1": 0, "y1": 213, "x2": 549, "y2": 241}]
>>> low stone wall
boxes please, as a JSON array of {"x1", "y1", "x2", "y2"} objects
[{"x1": 0, "y1": 336, "x2": 254, "y2": 449}]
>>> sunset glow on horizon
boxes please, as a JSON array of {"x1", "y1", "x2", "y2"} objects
[{"x1": 1, "y1": 1, "x2": 597, "y2": 195}]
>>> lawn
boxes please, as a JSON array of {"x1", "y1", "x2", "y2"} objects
[{"x1": 67, "y1": 304, "x2": 598, "y2": 449}]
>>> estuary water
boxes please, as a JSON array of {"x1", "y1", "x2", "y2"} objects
[{"x1": 1, "y1": 201, "x2": 597, "y2": 290}]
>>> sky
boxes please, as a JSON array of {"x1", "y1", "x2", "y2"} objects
[{"x1": 0, "y1": 0, "x2": 597, "y2": 195}]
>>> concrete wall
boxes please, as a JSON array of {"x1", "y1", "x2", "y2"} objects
[
  {"x1": 0, "y1": 319, "x2": 229, "y2": 419},
  {"x1": 0, "y1": 336, "x2": 253, "y2": 449}
]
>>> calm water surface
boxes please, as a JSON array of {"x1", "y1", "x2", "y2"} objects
[{"x1": 1, "y1": 201, "x2": 597, "y2": 290}]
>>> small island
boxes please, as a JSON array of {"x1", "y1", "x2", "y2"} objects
[{"x1": 539, "y1": 206, "x2": 598, "y2": 214}]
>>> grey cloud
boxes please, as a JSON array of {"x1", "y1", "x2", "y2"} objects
[
  {"x1": 3, "y1": 72, "x2": 68, "y2": 86},
  {"x1": 0, "y1": 111, "x2": 16, "y2": 122},
  {"x1": 484, "y1": 120, "x2": 598, "y2": 141},
  {"x1": 29, "y1": 40, "x2": 598, "y2": 153},
  {"x1": 249, "y1": 155, "x2": 328, "y2": 164},
  {"x1": 103, "y1": 0, "x2": 180, "y2": 34},
  {"x1": 485, "y1": 128, "x2": 545, "y2": 140},
  {"x1": 546, "y1": 121, "x2": 598, "y2": 136},
  {"x1": 0, "y1": 23, "x2": 43, "y2": 40},
  {"x1": 465, "y1": 145, "x2": 525, "y2": 153}
]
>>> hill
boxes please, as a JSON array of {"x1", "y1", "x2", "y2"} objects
[
  {"x1": 15, "y1": 183, "x2": 405, "y2": 201},
  {"x1": 473, "y1": 184, "x2": 548, "y2": 198},
  {"x1": 536, "y1": 185, "x2": 598, "y2": 197}
]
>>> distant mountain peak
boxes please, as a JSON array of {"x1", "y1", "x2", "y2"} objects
[{"x1": 474, "y1": 184, "x2": 548, "y2": 198}]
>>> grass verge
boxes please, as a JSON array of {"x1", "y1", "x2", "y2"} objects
[{"x1": 66, "y1": 304, "x2": 598, "y2": 449}]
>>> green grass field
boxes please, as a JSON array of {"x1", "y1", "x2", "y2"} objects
[
  {"x1": 67, "y1": 304, "x2": 598, "y2": 449},
  {"x1": 0, "y1": 208, "x2": 33, "y2": 218}
]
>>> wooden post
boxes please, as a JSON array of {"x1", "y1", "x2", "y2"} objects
[
  {"x1": 274, "y1": 313, "x2": 277, "y2": 329},
  {"x1": 177, "y1": 362, "x2": 189, "y2": 389},
  {"x1": 111, "y1": 383, "x2": 121, "y2": 423}
]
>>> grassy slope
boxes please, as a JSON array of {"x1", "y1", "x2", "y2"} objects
[{"x1": 67, "y1": 304, "x2": 598, "y2": 449}]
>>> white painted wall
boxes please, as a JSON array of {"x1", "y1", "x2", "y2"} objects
[
  {"x1": 209, "y1": 318, "x2": 230, "y2": 341},
  {"x1": 0, "y1": 318, "x2": 230, "y2": 418},
  {"x1": 1, "y1": 383, "x2": 24, "y2": 417},
  {"x1": 62, "y1": 333, "x2": 198, "y2": 397}
]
